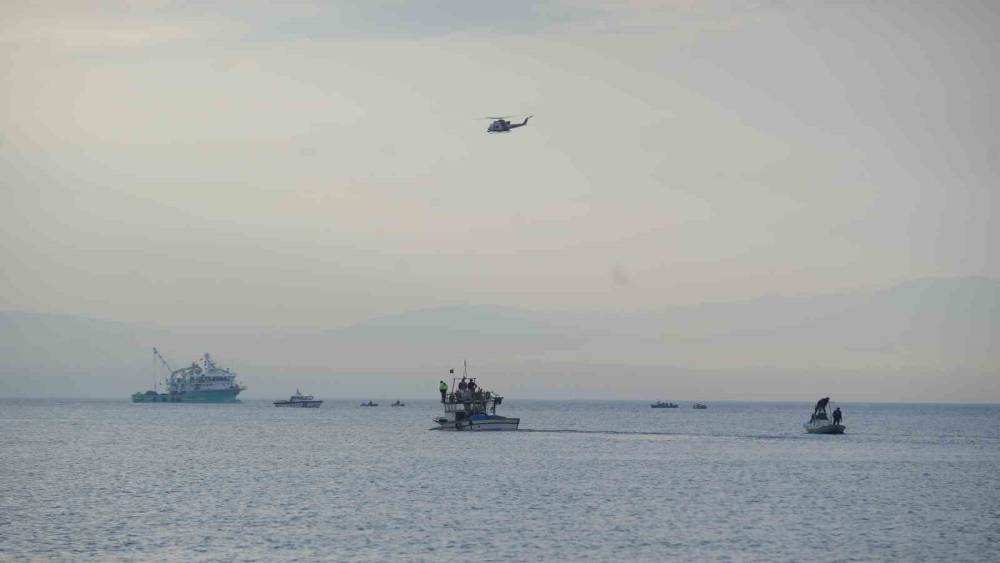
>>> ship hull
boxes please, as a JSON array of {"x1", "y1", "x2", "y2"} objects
[
  {"x1": 804, "y1": 422, "x2": 845, "y2": 434},
  {"x1": 434, "y1": 415, "x2": 520, "y2": 431},
  {"x1": 132, "y1": 389, "x2": 242, "y2": 403},
  {"x1": 132, "y1": 392, "x2": 174, "y2": 403},
  {"x1": 274, "y1": 400, "x2": 322, "y2": 408},
  {"x1": 461, "y1": 417, "x2": 519, "y2": 431},
  {"x1": 179, "y1": 389, "x2": 242, "y2": 403}
]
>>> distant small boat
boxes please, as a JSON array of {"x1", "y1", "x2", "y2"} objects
[
  {"x1": 804, "y1": 397, "x2": 845, "y2": 434},
  {"x1": 391, "y1": 400, "x2": 405, "y2": 407},
  {"x1": 361, "y1": 401, "x2": 378, "y2": 407},
  {"x1": 274, "y1": 389, "x2": 322, "y2": 408},
  {"x1": 651, "y1": 401, "x2": 678, "y2": 408},
  {"x1": 692, "y1": 403, "x2": 707, "y2": 410}
]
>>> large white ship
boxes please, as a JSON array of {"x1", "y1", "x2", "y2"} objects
[{"x1": 132, "y1": 349, "x2": 246, "y2": 403}]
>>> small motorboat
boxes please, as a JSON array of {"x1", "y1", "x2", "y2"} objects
[
  {"x1": 651, "y1": 401, "x2": 678, "y2": 408},
  {"x1": 391, "y1": 400, "x2": 405, "y2": 407},
  {"x1": 804, "y1": 397, "x2": 845, "y2": 434},
  {"x1": 273, "y1": 389, "x2": 322, "y2": 408},
  {"x1": 692, "y1": 402, "x2": 707, "y2": 410},
  {"x1": 361, "y1": 401, "x2": 378, "y2": 407}
]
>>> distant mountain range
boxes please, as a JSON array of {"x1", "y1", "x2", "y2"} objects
[{"x1": 1, "y1": 277, "x2": 997, "y2": 400}]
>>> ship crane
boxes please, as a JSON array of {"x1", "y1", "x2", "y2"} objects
[
  {"x1": 153, "y1": 347, "x2": 187, "y2": 388},
  {"x1": 152, "y1": 347, "x2": 173, "y2": 373}
]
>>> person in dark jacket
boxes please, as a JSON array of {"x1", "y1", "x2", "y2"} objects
[{"x1": 833, "y1": 407, "x2": 843, "y2": 425}]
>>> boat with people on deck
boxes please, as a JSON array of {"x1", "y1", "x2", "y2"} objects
[
  {"x1": 273, "y1": 389, "x2": 323, "y2": 408},
  {"x1": 361, "y1": 401, "x2": 378, "y2": 407},
  {"x1": 391, "y1": 400, "x2": 405, "y2": 407},
  {"x1": 804, "y1": 397, "x2": 845, "y2": 434},
  {"x1": 433, "y1": 362, "x2": 519, "y2": 431}
]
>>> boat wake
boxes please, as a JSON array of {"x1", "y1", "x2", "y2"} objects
[
  {"x1": 518, "y1": 428, "x2": 817, "y2": 440},
  {"x1": 520, "y1": 428, "x2": 678, "y2": 436}
]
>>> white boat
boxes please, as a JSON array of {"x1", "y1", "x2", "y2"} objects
[
  {"x1": 804, "y1": 397, "x2": 845, "y2": 434},
  {"x1": 273, "y1": 389, "x2": 322, "y2": 408},
  {"x1": 432, "y1": 362, "x2": 519, "y2": 431},
  {"x1": 692, "y1": 402, "x2": 707, "y2": 410}
]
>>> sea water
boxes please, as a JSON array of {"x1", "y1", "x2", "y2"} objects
[{"x1": 1, "y1": 399, "x2": 997, "y2": 561}]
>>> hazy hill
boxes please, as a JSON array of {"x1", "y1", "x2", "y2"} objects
[{"x1": 1, "y1": 277, "x2": 997, "y2": 400}]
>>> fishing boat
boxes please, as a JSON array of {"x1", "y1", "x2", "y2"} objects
[
  {"x1": 432, "y1": 362, "x2": 519, "y2": 431},
  {"x1": 651, "y1": 401, "x2": 678, "y2": 408},
  {"x1": 804, "y1": 397, "x2": 845, "y2": 434},
  {"x1": 391, "y1": 400, "x2": 405, "y2": 407},
  {"x1": 361, "y1": 401, "x2": 378, "y2": 407},
  {"x1": 692, "y1": 402, "x2": 708, "y2": 410},
  {"x1": 274, "y1": 389, "x2": 322, "y2": 408},
  {"x1": 132, "y1": 348, "x2": 246, "y2": 403}
]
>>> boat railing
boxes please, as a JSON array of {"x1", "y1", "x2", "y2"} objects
[
  {"x1": 443, "y1": 391, "x2": 504, "y2": 414},
  {"x1": 444, "y1": 400, "x2": 487, "y2": 413}
]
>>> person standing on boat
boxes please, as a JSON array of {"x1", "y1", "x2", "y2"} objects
[
  {"x1": 833, "y1": 407, "x2": 843, "y2": 426},
  {"x1": 439, "y1": 380, "x2": 448, "y2": 403}
]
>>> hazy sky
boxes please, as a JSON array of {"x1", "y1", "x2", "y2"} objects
[{"x1": 2, "y1": 0, "x2": 998, "y2": 327}]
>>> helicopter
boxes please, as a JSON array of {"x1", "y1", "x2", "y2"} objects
[{"x1": 485, "y1": 115, "x2": 532, "y2": 133}]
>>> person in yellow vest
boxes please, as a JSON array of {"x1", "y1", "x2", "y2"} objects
[{"x1": 439, "y1": 380, "x2": 448, "y2": 403}]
